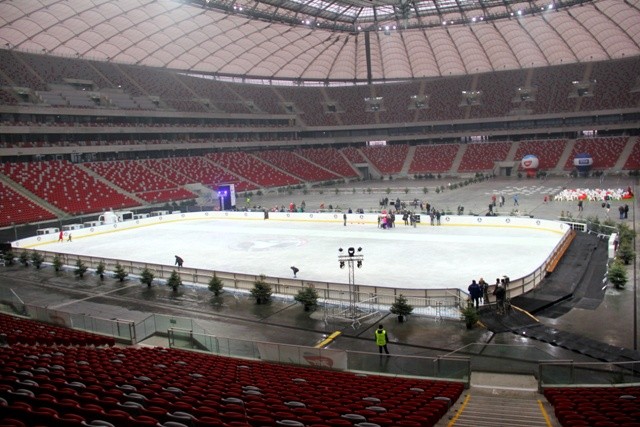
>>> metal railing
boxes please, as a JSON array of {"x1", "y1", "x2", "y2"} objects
[
  {"x1": 166, "y1": 328, "x2": 471, "y2": 385},
  {"x1": 539, "y1": 360, "x2": 640, "y2": 390},
  {"x1": 443, "y1": 343, "x2": 566, "y2": 376},
  {"x1": 6, "y1": 287, "x2": 636, "y2": 389}
]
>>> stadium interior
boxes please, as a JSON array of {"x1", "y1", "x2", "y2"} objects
[{"x1": 1, "y1": 0, "x2": 640, "y2": 426}]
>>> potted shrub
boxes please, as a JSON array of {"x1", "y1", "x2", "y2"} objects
[
  {"x1": 461, "y1": 304, "x2": 479, "y2": 329},
  {"x1": 31, "y1": 252, "x2": 44, "y2": 269},
  {"x1": 114, "y1": 262, "x2": 128, "y2": 282},
  {"x1": 140, "y1": 267, "x2": 155, "y2": 287},
  {"x1": 250, "y1": 275, "x2": 272, "y2": 304},
  {"x1": 608, "y1": 260, "x2": 628, "y2": 289},
  {"x1": 166, "y1": 270, "x2": 182, "y2": 292},
  {"x1": 74, "y1": 259, "x2": 88, "y2": 278},
  {"x1": 19, "y1": 250, "x2": 29, "y2": 267},
  {"x1": 618, "y1": 241, "x2": 635, "y2": 265},
  {"x1": 390, "y1": 294, "x2": 414, "y2": 322},
  {"x1": 208, "y1": 272, "x2": 224, "y2": 296},
  {"x1": 618, "y1": 223, "x2": 636, "y2": 242},
  {"x1": 294, "y1": 286, "x2": 319, "y2": 311},
  {"x1": 2, "y1": 250, "x2": 15, "y2": 266},
  {"x1": 96, "y1": 262, "x2": 106, "y2": 280},
  {"x1": 52, "y1": 254, "x2": 63, "y2": 272}
]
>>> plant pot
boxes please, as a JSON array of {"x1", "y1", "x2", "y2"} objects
[
  {"x1": 398, "y1": 315, "x2": 404, "y2": 323},
  {"x1": 466, "y1": 322, "x2": 473, "y2": 329}
]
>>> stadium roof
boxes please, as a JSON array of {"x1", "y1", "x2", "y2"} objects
[{"x1": 0, "y1": 0, "x2": 639, "y2": 82}]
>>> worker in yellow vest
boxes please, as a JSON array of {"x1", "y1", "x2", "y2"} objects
[{"x1": 375, "y1": 324, "x2": 390, "y2": 355}]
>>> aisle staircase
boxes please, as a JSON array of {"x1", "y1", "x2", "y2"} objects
[{"x1": 440, "y1": 373, "x2": 557, "y2": 427}]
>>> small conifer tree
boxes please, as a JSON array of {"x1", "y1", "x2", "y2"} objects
[
  {"x1": 608, "y1": 260, "x2": 628, "y2": 289},
  {"x1": 390, "y1": 294, "x2": 414, "y2": 321},
  {"x1": 2, "y1": 250, "x2": 15, "y2": 266},
  {"x1": 19, "y1": 250, "x2": 30, "y2": 267},
  {"x1": 167, "y1": 270, "x2": 182, "y2": 292},
  {"x1": 96, "y1": 262, "x2": 106, "y2": 280},
  {"x1": 140, "y1": 267, "x2": 155, "y2": 287},
  {"x1": 208, "y1": 272, "x2": 224, "y2": 296},
  {"x1": 618, "y1": 241, "x2": 636, "y2": 265},
  {"x1": 294, "y1": 286, "x2": 319, "y2": 311},
  {"x1": 31, "y1": 252, "x2": 44, "y2": 269},
  {"x1": 74, "y1": 259, "x2": 88, "y2": 278},
  {"x1": 114, "y1": 262, "x2": 128, "y2": 282},
  {"x1": 250, "y1": 275, "x2": 272, "y2": 304},
  {"x1": 52, "y1": 254, "x2": 63, "y2": 272}
]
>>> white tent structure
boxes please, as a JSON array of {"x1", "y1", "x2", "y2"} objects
[{"x1": 0, "y1": 0, "x2": 638, "y2": 82}]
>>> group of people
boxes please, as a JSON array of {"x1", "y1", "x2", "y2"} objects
[
  {"x1": 378, "y1": 207, "x2": 442, "y2": 229},
  {"x1": 490, "y1": 193, "x2": 507, "y2": 208},
  {"x1": 617, "y1": 204, "x2": 630, "y2": 219},
  {"x1": 428, "y1": 208, "x2": 443, "y2": 226},
  {"x1": 488, "y1": 193, "x2": 509, "y2": 214},
  {"x1": 380, "y1": 197, "x2": 435, "y2": 214},
  {"x1": 401, "y1": 210, "x2": 420, "y2": 227},
  {"x1": 378, "y1": 211, "x2": 396, "y2": 229},
  {"x1": 58, "y1": 230, "x2": 71, "y2": 242},
  {"x1": 467, "y1": 276, "x2": 509, "y2": 312}
]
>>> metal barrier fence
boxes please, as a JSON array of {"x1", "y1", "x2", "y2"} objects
[
  {"x1": 25, "y1": 303, "x2": 136, "y2": 344},
  {"x1": 9, "y1": 289, "x2": 638, "y2": 389},
  {"x1": 26, "y1": 249, "x2": 469, "y2": 316},
  {"x1": 539, "y1": 360, "x2": 640, "y2": 390},
  {"x1": 442, "y1": 343, "x2": 567, "y2": 376},
  {"x1": 166, "y1": 328, "x2": 471, "y2": 386},
  {"x1": 0, "y1": 286, "x2": 26, "y2": 315}
]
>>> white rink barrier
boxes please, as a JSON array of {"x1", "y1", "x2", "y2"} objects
[
  {"x1": 11, "y1": 211, "x2": 571, "y2": 313},
  {"x1": 14, "y1": 211, "x2": 568, "y2": 248}
]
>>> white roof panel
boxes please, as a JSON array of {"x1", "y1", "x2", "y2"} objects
[{"x1": 0, "y1": 0, "x2": 638, "y2": 81}]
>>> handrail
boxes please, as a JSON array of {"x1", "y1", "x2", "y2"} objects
[{"x1": 538, "y1": 359, "x2": 640, "y2": 391}]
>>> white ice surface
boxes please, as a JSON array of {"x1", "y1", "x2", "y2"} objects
[{"x1": 38, "y1": 219, "x2": 564, "y2": 291}]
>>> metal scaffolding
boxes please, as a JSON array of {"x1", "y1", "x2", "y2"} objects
[{"x1": 323, "y1": 246, "x2": 379, "y2": 328}]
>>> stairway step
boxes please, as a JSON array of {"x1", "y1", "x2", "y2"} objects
[
  {"x1": 467, "y1": 399, "x2": 540, "y2": 414},
  {"x1": 452, "y1": 418, "x2": 549, "y2": 427},
  {"x1": 462, "y1": 407, "x2": 543, "y2": 418},
  {"x1": 465, "y1": 401, "x2": 541, "y2": 411},
  {"x1": 449, "y1": 393, "x2": 552, "y2": 427}
]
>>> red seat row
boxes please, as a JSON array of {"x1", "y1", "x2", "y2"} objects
[{"x1": 0, "y1": 327, "x2": 463, "y2": 427}]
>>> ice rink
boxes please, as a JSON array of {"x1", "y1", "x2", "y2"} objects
[{"x1": 34, "y1": 217, "x2": 566, "y2": 291}]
